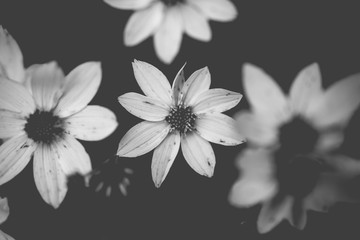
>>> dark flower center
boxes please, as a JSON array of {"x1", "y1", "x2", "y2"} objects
[
  {"x1": 24, "y1": 110, "x2": 65, "y2": 144},
  {"x1": 161, "y1": 0, "x2": 184, "y2": 6},
  {"x1": 165, "y1": 105, "x2": 197, "y2": 134}
]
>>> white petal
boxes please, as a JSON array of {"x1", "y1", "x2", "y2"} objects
[
  {"x1": 171, "y1": 63, "x2": 186, "y2": 106},
  {"x1": 195, "y1": 113, "x2": 245, "y2": 145},
  {"x1": 118, "y1": 92, "x2": 169, "y2": 121},
  {"x1": 103, "y1": 0, "x2": 153, "y2": 10},
  {"x1": 289, "y1": 63, "x2": 323, "y2": 116},
  {"x1": 180, "y1": 133, "x2": 215, "y2": 177},
  {"x1": 132, "y1": 60, "x2": 172, "y2": 105},
  {"x1": 181, "y1": 4, "x2": 212, "y2": 41},
  {"x1": 316, "y1": 130, "x2": 344, "y2": 152},
  {"x1": 0, "y1": 197, "x2": 9, "y2": 223},
  {"x1": 243, "y1": 63, "x2": 290, "y2": 125},
  {"x1": 154, "y1": 7, "x2": 184, "y2": 64},
  {"x1": 288, "y1": 200, "x2": 307, "y2": 230},
  {"x1": 117, "y1": 121, "x2": 170, "y2": 157},
  {"x1": 0, "y1": 230, "x2": 14, "y2": 240},
  {"x1": 306, "y1": 73, "x2": 360, "y2": 129},
  {"x1": 33, "y1": 144, "x2": 68, "y2": 208},
  {"x1": 229, "y1": 148, "x2": 277, "y2": 207},
  {"x1": 0, "y1": 76, "x2": 35, "y2": 115},
  {"x1": 124, "y1": 2, "x2": 164, "y2": 46},
  {"x1": 180, "y1": 66, "x2": 211, "y2": 106},
  {"x1": 0, "y1": 110, "x2": 26, "y2": 139},
  {"x1": 151, "y1": 131, "x2": 180, "y2": 187},
  {"x1": 54, "y1": 62, "x2": 102, "y2": 118},
  {"x1": 0, "y1": 26, "x2": 25, "y2": 82},
  {"x1": 65, "y1": 105, "x2": 118, "y2": 141},
  {"x1": 28, "y1": 62, "x2": 65, "y2": 111},
  {"x1": 193, "y1": 88, "x2": 242, "y2": 114},
  {"x1": 187, "y1": 0, "x2": 237, "y2": 22},
  {"x1": 0, "y1": 134, "x2": 36, "y2": 185}
]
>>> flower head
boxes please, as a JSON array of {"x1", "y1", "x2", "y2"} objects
[
  {"x1": 117, "y1": 60, "x2": 244, "y2": 187},
  {"x1": 0, "y1": 62, "x2": 118, "y2": 208},
  {"x1": 0, "y1": 197, "x2": 14, "y2": 240},
  {"x1": 104, "y1": 0, "x2": 237, "y2": 64},
  {"x1": 229, "y1": 63, "x2": 360, "y2": 233}
]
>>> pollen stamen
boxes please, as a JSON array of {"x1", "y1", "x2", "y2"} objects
[{"x1": 165, "y1": 104, "x2": 197, "y2": 134}]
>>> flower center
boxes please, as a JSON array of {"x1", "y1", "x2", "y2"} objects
[
  {"x1": 24, "y1": 110, "x2": 65, "y2": 144},
  {"x1": 165, "y1": 105, "x2": 197, "y2": 134},
  {"x1": 161, "y1": 0, "x2": 184, "y2": 6}
]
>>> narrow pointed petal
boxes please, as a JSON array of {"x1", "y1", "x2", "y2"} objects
[
  {"x1": 33, "y1": 144, "x2": 68, "y2": 208},
  {"x1": 28, "y1": 62, "x2": 65, "y2": 111},
  {"x1": 65, "y1": 105, "x2": 118, "y2": 141},
  {"x1": 195, "y1": 113, "x2": 245, "y2": 145},
  {"x1": 0, "y1": 134, "x2": 36, "y2": 185},
  {"x1": 306, "y1": 73, "x2": 360, "y2": 128},
  {"x1": 243, "y1": 63, "x2": 290, "y2": 125},
  {"x1": 289, "y1": 63, "x2": 323, "y2": 116},
  {"x1": 118, "y1": 92, "x2": 169, "y2": 121},
  {"x1": 104, "y1": 0, "x2": 153, "y2": 10},
  {"x1": 132, "y1": 60, "x2": 172, "y2": 105},
  {"x1": 0, "y1": 76, "x2": 35, "y2": 115},
  {"x1": 54, "y1": 62, "x2": 101, "y2": 118},
  {"x1": 193, "y1": 88, "x2": 242, "y2": 114},
  {"x1": 154, "y1": 7, "x2": 184, "y2": 64},
  {"x1": 188, "y1": 0, "x2": 238, "y2": 22},
  {"x1": 289, "y1": 199, "x2": 307, "y2": 230},
  {"x1": 0, "y1": 110, "x2": 26, "y2": 139},
  {"x1": 0, "y1": 197, "x2": 9, "y2": 223},
  {"x1": 0, "y1": 26, "x2": 25, "y2": 82},
  {"x1": 180, "y1": 67, "x2": 211, "y2": 106},
  {"x1": 171, "y1": 63, "x2": 186, "y2": 106},
  {"x1": 151, "y1": 132, "x2": 180, "y2": 187},
  {"x1": 181, "y1": 4, "x2": 212, "y2": 42},
  {"x1": 229, "y1": 149, "x2": 277, "y2": 207},
  {"x1": 124, "y1": 2, "x2": 164, "y2": 46},
  {"x1": 0, "y1": 230, "x2": 14, "y2": 240},
  {"x1": 181, "y1": 133, "x2": 215, "y2": 177},
  {"x1": 117, "y1": 121, "x2": 170, "y2": 157}
]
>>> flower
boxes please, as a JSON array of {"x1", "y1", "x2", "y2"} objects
[
  {"x1": 117, "y1": 60, "x2": 244, "y2": 187},
  {"x1": 0, "y1": 197, "x2": 14, "y2": 240},
  {"x1": 0, "y1": 62, "x2": 118, "y2": 208},
  {"x1": 229, "y1": 63, "x2": 360, "y2": 233},
  {"x1": 104, "y1": 0, "x2": 237, "y2": 64}
]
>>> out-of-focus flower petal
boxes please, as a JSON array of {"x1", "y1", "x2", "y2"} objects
[
  {"x1": 171, "y1": 63, "x2": 186, "y2": 106},
  {"x1": 0, "y1": 197, "x2": 9, "y2": 224},
  {"x1": 187, "y1": 0, "x2": 237, "y2": 22},
  {"x1": 0, "y1": 110, "x2": 26, "y2": 139},
  {"x1": 316, "y1": 130, "x2": 344, "y2": 152},
  {"x1": 0, "y1": 230, "x2": 14, "y2": 240},
  {"x1": 181, "y1": 4, "x2": 212, "y2": 42},
  {"x1": 288, "y1": 199, "x2": 307, "y2": 230},
  {"x1": 103, "y1": 0, "x2": 153, "y2": 10}
]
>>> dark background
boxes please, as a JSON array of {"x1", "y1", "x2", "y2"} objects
[{"x1": 1, "y1": 0, "x2": 360, "y2": 239}]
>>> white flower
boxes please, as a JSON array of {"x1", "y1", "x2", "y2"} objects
[
  {"x1": 0, "y1": 197, "x2": 14, "y2": 240},
  {"x1": 117, "y1": 60, "x2": 244, "y2": 187},
  {"x1": 229, "y1": 63, "x2": 360, "y2": 233},
  {"x1": 104, "y1": 0, "x2": 237, "y2": 64},
  {"x1": 0, "y1": 62, "x2": 118, "y2": 208}
]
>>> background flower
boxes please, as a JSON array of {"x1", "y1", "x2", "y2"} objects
[{"x1": 0, "y1": 197, "x2": 14, "y2": 240}]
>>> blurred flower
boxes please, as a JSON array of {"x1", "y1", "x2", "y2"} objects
[
  {"x1": 103, "y1": 0, "x2": 237, "y2": 64},
  {"x1": 118, "y1": 60, "x2": 244, "y2": 187},
  {"x1": 0, "y1": 197, "x2": 14, "y2": 240},
  {"x1": 229, "y1": 63, "x2": 360, "y2": 233},
  {"x1": 0, "y1": 62, "x2": 118, "y2": 208}
]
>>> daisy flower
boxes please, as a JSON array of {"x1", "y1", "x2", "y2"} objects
[
  {"x1": 0, "y1": 197, "x2": 14, "y2": 240},
  {"x1": 104, "y1": 0, "x2": 237, "y2": 64},
  {"x1": 117, "y1": 60, "x2": 244, "y2": 187},
  {"x1": 229, "y1": 63, "x2": 360, "y2": 233},
  {"x1": 0, "y1": 62, "x2": 118, "y2": 208}
]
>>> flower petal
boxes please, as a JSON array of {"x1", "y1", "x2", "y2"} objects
[
  {"x1": 33, "y1": 144, "x2": 68, "y2": 208},
  {"x1": 54, "y1": 62, "x2": 102, "y2": 118},
  {"x1": 118, "y1": 92, "x2": 169, "y2": 121},
  {"x1": 180, "y1": 133, "x2": 215, "y2": 177},
  {"x1": 154, "y1": 7, "x2": 184, "y2": 64},
  {"x1": 0, "y1": 230, "x2": 14, "y2": 240},
  {"x1": 0, "y1": 76, "x2": 35, "y2": 115},
  {"x1": 181, "y1": 4, "x2": 212, "y2": 42},
  {"x1": 0, "y1": 197, "x2": 9, "y2": 224},
  {"x1": 306, "y1": 73, "x2": 360, "y2": 129},
  {"x1": 0, "y1": 110, "x2": 26, "y2": 139},
  {"x1": 117, "y1": 121, "x2": 170, "y2": 157},
  {"x1": 151, "y1": 131, "x2": 180, "y2": 187},
  {"x1": 132, "y1": 60, "x2": 172, "y2": 105},
  {"x1": 193, "y1": 88, "x2": 242, "y2": 114},
  {"x1": 188, "y1": 0, "x2": 237, "y2": 22},
  {"x1": 316, "y1": 130, "x2": 344, "y2": 152},
  {"x1": 195, "y1": 113, "x2": 245, "y2": 145},
  {"x1": 0, "y1": 134, "x2": 36, "y2": 185},
  {"x1": 229, "y1": 148, "x2": 277, "y2": 207},
  {"x1": 243, "y1": 63, "x2": 290, "y2": 125},
  {"x1": 103, "y1": 0, "x2": 153, "y2": 10},
  {"x1": 65, "y1": 105, "x2": 118, "y2": 141},
  {"x1": 180, "y1": 67, "x2": 211, "y2": 106},
  {"x1": 124, "y1": 2, "x2": 164, "y2": 46},
  {"x1": 288, "y1": 199, "x2": 307, "y2": 230},
  {"x1": 28, "y1": 62, "x2": 65, "y2": 111},
  {"x1": 0, "y1": 26, "x2": 25, "y2": 83},
  {"x1": 171, "y1": 63, "x2": 186, "y2": 106}
]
